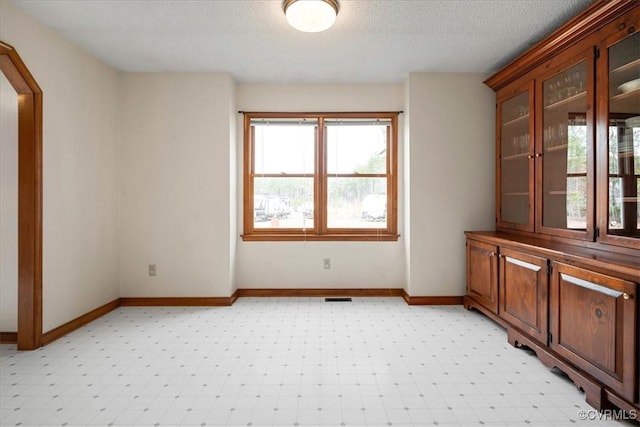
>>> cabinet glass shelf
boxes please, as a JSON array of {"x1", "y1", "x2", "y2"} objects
[
  {"x1": 610, "y1": 88, "x2": 640, "y2": 102},
  {"x1": 502, "y1": 152, "x2": 530, "y2": 160},
  {"x1": 545, "y1": 144, "x2": 569, "y2": 152},
  {"x1": 503, "y1": 114, "x2": 529, "y2": 127},
  {"x1": 544, "y1": 91, "x2": 587, "y2": 110},
  {"x1": 611, "y1": 57, "x2": 640, "y2": 75}
]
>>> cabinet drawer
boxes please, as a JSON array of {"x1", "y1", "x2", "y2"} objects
[{"x1": 549, "y1": 262, "x2": 637, "y2": 402}]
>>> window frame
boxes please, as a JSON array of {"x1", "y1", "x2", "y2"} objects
[{"x1": 242, "y1": 112, "x2": 399, "y2": 241}]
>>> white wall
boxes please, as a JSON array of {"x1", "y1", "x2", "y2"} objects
[
  {"x1": 405, "y1": 73, "x2": 495, "y2": 296},
  {"x1": 236, "y1": 80, "x2": 494, "y2": 295},
  {"x1": 228, "y1": 87, "x2": 238, "y2": 294},
  {"x1": 0, "y1": 2, "x2": 120, "y2": 332},
  {"x1": 0, "y1": 73, "x2": 18, "y2": 331},
  {"x1": 1, "y1": 0, "x2": 497, "y2": 316},
  {"x1": 402, "y1": 80, "x2": 412, "y2": 294},
  {"x1": 235, "y1": 84, "x2": 407, "y2": 289},
  {"x1": 119, "y1": 73, "x2": 236, "y2": 298}
]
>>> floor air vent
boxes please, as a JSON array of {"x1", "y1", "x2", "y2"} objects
[{"x1": 325, "y1": 297, "x2": 352, "y2": 302}]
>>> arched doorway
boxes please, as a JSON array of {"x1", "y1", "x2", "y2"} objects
[{"x1": 0, "y1": 41, "x2": 42, "y2": 350}]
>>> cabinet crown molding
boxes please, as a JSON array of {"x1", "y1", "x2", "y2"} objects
[{"x1": 485, "y1": 0, "x2": 638, "y2": 91}]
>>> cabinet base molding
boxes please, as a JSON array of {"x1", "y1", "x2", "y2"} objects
[
  {"x1": 507, "y1": 327, "x2": 608, "y2": 411},
  {"x1": 465, "y1": 295, "x2": 639, "y2": 415},
  {"x1": 605, "y1": 390, "x2": 640, "y2": 415},
  {"x1": 463, "y1": 296, "x2": 510, "y2": 329}
]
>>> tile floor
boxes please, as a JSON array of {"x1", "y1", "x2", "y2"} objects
[{"x1": 0, "y1": 297, "x2": 636, "y2": 426}]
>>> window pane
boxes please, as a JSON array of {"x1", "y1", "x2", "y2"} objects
[
  {"x1": 254, "y1": 177, "x2": 314, "y2": 229},
  {"x1": 254, "y1": 123, "x2": 315, "y2": 174},
  {"x1": 635, "y1": 124, "x2": 640, "y2": 175},
  {"x1": 609, "y1": 177, "x2": 623, "y2": 230},
  {"x1": 609, "y1": 126, "x2": 619, "y2": 175},
  {"x1": 566, "y1": 177, "x2": 587, "y2": 229},
  {"x1": 327, "y1": 177, "x2": 387, "y2": 228},
  {"x1": 541, "y1": 61, "x2": 588, "y2": 231},
  {"x1": 326, "y1": 121, "x2": 387, "y2": 174},
  {"x1": 244, "y1": 113, "x2": 398, "y2": 240},
  {"x1": 567, "y1": 119, "x2": 587, "y2": 174},
  {"x1": 607, "y1": 32, "x2": 639, "y2": 239}
]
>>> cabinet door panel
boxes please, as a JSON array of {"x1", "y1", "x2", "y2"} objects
[
  {"x1": 499, "y1": 248, "x2": 548, "y2": 344},
  {"x1": 536, "y1": 49, "x2": 595, "y2": 241},
  {"x1": 497, "y1": 81, "x2": 534, "y2": 232},
  {"x1": 550, "y1": 262, "x2": 637, "y2": 401},
  {"x1": 467, "y1": 240, "x2": 499, "y2": 314},
  {"x1": 597, "y1": 22, "x2": 640, "y2": 249}
]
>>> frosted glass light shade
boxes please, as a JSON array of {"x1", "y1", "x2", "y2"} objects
[{"x1": 284, "y1": 0, "x2": 339, "y2": 33}]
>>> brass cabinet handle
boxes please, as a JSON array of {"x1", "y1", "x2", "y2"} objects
[
  {"x1": 623, "y1": 293, "x2": 632, "y2": 300},
  {"x1": 535, "y1": 153, "x2": 543, "y2": 157}
]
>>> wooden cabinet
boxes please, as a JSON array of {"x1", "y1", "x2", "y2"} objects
[
  {"x1": 498, "y1": 247, "x2": 548, "y2": 344},
  {"x1": 465, "y1": 231, "x2": 639, "y2": 412},
  {"x1": 597, "y1": 25, "x2": 640, "y2": 249},
  {"x1": 496, "y1": 48, "x2": 596, "y2": 241},
  {"x1": 468, "y1": 1, "x2": 640, "y2": 414},
  {"x1": 549, "y1": 262, "x2": 637, "y2": 402},
  {"x1": 493, "y1": 1, "x2": 639, "y2": 250},
  {"x1": 466, "y1": 239, "x2": 499, "y2": 314}
]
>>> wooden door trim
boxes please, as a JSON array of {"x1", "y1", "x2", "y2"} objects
[{"x1": 0, "y1": 41, "x2": 43, "y2": 350}]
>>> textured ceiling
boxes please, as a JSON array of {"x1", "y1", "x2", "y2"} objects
[{"x1": 9, "y1": 0, "x2": 595, "y2": 83}]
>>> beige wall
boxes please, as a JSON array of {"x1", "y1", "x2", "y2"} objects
[
  {"x1": 0, "y1": 2, "x2": 120, "y2": 332},
  {"x1": 0, "y1": 73, "x2": 18, "y2": 331},
  {"x1": 118, "y1": 73, "x2": 236, "y2": 297},
  {"x1": 235, "y1": 84, "x2": 407, "y2": 289},
  {"x1": 405, "y1": 72, "x2": 495, "y2": 296},
  {"x1": 235, "y1": 81, "x2": 495, "y2": 294},
  {"x1": 1, "y1": 2, "x2": 498, "y2": 333}
]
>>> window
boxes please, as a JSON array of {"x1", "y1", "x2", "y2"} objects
[
  {"x1": 608, "y1": 116, "x2": 640, "y2": 235},
  {"x1": 242, "y1": 112, "x2": 398, "y2": 241},
  {"x1": 565, "y1": 114, "x2": 588, "y2": 230}
]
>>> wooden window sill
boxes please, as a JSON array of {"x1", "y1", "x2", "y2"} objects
[{"x1": 241, "y1": 233, "x2": 400, "y2": 242}]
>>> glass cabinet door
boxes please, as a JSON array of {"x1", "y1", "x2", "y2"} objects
[
  {"x1": 537, "y1": 53, "x2": 593, "y2": 240},
  {"x1": 599, "y1": 31, "x2": 640, "y2": 248},
  {"x1": 498, "y1": 86, "x2": 534, "y2": 231}
]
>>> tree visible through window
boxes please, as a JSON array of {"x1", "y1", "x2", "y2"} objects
[{"x1": 242, "y1": 112, "x2": 398, "y2": 241}]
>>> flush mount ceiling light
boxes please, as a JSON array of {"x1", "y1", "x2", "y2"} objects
[{"x1": 283, "y1": 0, "x2": 339, "y2": 33}]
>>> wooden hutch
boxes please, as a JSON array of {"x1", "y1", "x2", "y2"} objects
[{"x1": 465, "y1": 0, "x2": 640, "y2": 414}]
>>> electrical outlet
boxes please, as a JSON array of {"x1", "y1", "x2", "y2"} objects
[
  {"x1": 149, "y1": 264, "x2": 156, "y2": 276},
  {"x1": 323, "y1": 258, "x2": 331, "y2": 269}
]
